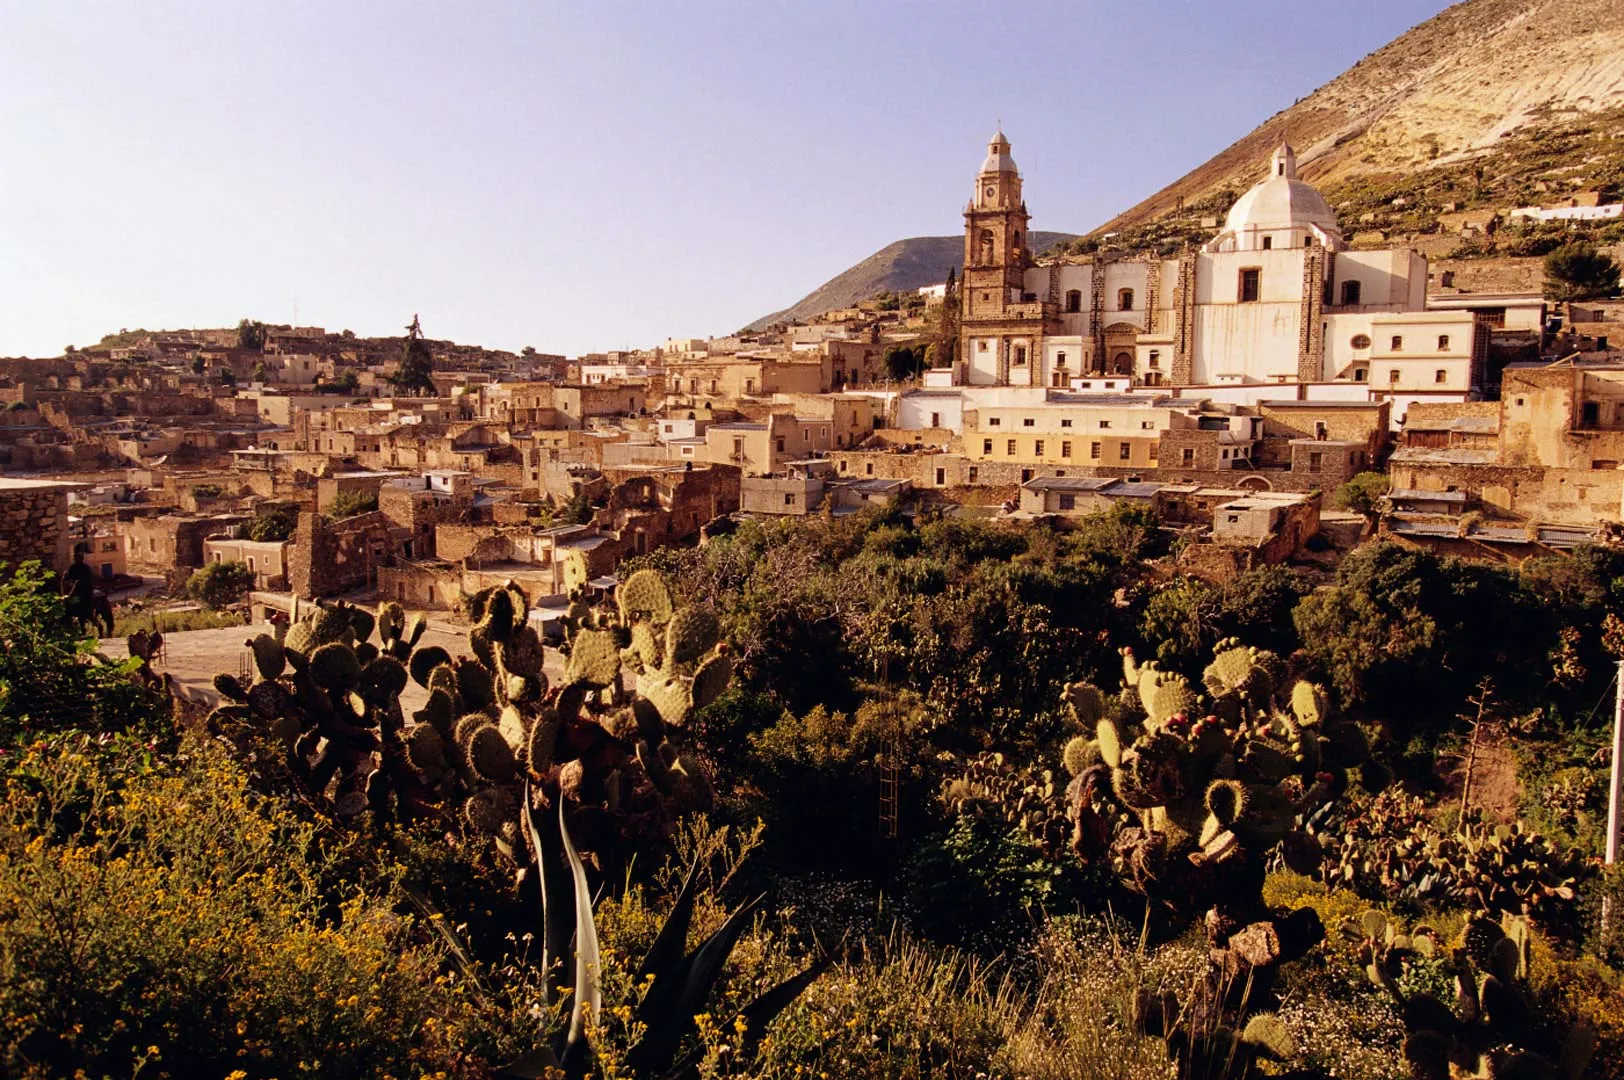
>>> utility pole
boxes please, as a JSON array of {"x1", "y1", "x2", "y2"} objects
[{"x1": 1605, "y1": 659, "x2": 1624, "y2": 937}]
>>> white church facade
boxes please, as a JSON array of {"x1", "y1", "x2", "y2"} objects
[{"x1": 956, "y1": 135, "x2": 1483, "y2": 397}]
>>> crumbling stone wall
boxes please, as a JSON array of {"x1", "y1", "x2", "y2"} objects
[{"x1": 0, "y1": 484, "x2": 71, "y2": 572}]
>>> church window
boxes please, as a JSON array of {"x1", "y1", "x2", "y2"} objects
[
  {"x1": 1065, "y1": 290, "x2": 1082, "y2": 313},
  {"x1": 1437, "y1": 335, "x2": 1450, "y2": 350},
  {"x1": 1149, "y1": 350, "x2": 1161, "y2": 367},
  {"x1": 1062, "y1": 440, "x2": 1072, "y2": 458},
  {"x1": 1013, "y1": 346, "x2": 1027, "y2": 366},
  {"x1": 983, "y1": 439, "x2": 993, "y2": 454},
  {"x1": 1262, "y1": 236, "x2": 1273, "y2": 250},
  {"x1": 1013, "y1": 231, "x2": 1021, "y2": 249},
  {"x1": 1390, "y1": 336, "x2": 1403, "y2": 350},
  {"x1": 1341, "y1": 281, "x2": 1362, "y2": 305},
  {"x1": 1034, "y1": 439, "x2": 1045, "y2": 456},
  {"x1": 1350, "y1": 334, "x2": 1371, "y2": 349},
  {"x1": 979, "y1": 229, "x2": 996, "y2": 264},
  {"x1": 1118, "y1": 288, "x2": 1134, "y2": 310},
  {"x1": 1006, "y1": 439, "x2": 1017, "y2": 456},
  {"x1": 1239, "y1": 268, "x2": 1261, "y2": 303},
  {"x1": 1435, "y1": 369, "x2": 1447, "y2": 384},
  {"x1": 1056, "y1": 351, "x2": 1066, "y2": 366}
]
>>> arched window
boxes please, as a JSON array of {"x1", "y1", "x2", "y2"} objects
[
  {"x1": 978, "y1": 229, "x2": 995, "y2": 265},
  {"x1": 1012, "y1": 231, "x2": 1021, "y2": 249},
  {"x1": 1065, "y1": 289, "x2": 1082, "y2": 313},
  {"x1": 1113, "y1": 352, "x2": 1133, "y2": 374},
  {"x1": 1118, "y1": 288, "x2": 1134, "y2": 310}
]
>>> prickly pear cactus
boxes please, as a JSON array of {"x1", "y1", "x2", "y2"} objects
[{"x1": 206, "y1": 570, "x2": 729, "y2": 874}]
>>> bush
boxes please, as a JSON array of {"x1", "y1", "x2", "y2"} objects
[
  {"x1": 0, "y1": 562, "x2": 171, "y2": 748},
  {"x1": 186, "y1": 561, "x2": 254, "y2": 610},
  {"x1": 244, "y1": 504, "x2": 300, "y2": 542},
  {"x1": 1545, "y1": 241, "x2": 1621, "y2": 301},
  {"x1": 1333, "y1": 470, "x2": 1390, "y2": 516},
  {"x1": 326, "y1": 488, "x2": 379, "y2": 519},
  {"x1": 0, "y1": 738, "x2": 495, "y2": 1077}
]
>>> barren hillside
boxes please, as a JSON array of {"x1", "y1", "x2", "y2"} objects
[{"x1": 1093, "y1": 0, "x2": 1624, "y2": 235}]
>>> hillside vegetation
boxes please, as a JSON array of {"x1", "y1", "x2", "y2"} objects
[{"x1": 1093, "y1": 0, "x2": 1624, "y2": 237}]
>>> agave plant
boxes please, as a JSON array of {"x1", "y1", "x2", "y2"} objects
[{"x1": 500, "y1": 789, "x2": 827, "y2": 1079}]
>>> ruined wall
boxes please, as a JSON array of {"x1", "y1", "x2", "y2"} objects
[{"x1": 0, "y1": 485, "x2": 70, "y2": 572}]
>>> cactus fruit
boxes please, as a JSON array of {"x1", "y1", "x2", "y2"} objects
[{"x1": 409, "y1": 645, "x2": 452, "y2": 688}]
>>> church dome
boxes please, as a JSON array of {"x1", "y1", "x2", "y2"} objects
[
  {"x1": 1223, "y1": 143, "x2": 1340, "y2": 239},
  {"x1": 980, "y1": 130, "x2": 1017, "y2": 175}
]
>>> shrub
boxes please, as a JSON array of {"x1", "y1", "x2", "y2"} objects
[
  {"x1": 244, "y1": 503, "x2": 300, "y2": 542},
  {"x1": 326, "y1": 488, "x2": 379, "y2": 519},
  {"x1": 186, "y1": 560, "x2": 255, "y2": 609},
  {"x1": 0, "y1": 738, "x2": 495, "y2": 1077}
]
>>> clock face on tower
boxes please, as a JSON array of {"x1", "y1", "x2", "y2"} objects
[{"x1": 984, "y1": 186, "x2": 995, "y2": 200}]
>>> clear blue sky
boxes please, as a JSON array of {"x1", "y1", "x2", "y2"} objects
[{"x1": 0, "y1": 0, "x2": 1450, "y2": 358}]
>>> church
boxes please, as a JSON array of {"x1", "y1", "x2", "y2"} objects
[{"x1": 956, "y1": 133, "x2": 1484, "y2": 396}]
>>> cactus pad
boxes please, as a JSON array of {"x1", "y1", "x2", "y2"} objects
[
  {"x1": 250, "y1": 634, "x2": 286, "y2": 680},
  {"x1": 1062, "y1": 735, "x2": 1100, "y2": 777},
  {"x1": 567, "y1": 628, "x2": 622, "y2": 687},
  {"x1": 692, "y1": 652, "x2": 733, "y2": 710},
  {"x1": 665, "y1": 606, "x2": 720, "y2": 668},
  {"x1": 526, "y1": 718, "x2": 559, "y2": 772},
  {"x1": 1138, "y1": 666, "x2": 1197, "y2": 727},
  {"x1": 468, "y1": 725, "x2": 517, "y2": 782},
  {"x1": 406, "y1": 724, "x2": 446, "y2": 770},
  {"x1": 310, "y1": 642, "x2": 362, "y2": 692},
  {"x1": 453, "y1": 657, "x2": 495, "y2": 710},
  {"x1": 617, "y1": 568, "x2": 674, "y2": 625},
  {"x1": 409, "y1": 645, "x2": 452, "y2": 688},
  {"x1": 1096, "y1": 717, "x2": 1124, "y2": 769},
  {"x1": 495, "y1": 626, "x2": 544, "y2": 679},
  {"x1": 213, "y1": 673, "x2": 247, "y2": 702},
  {"x1": 1063, "y1": 681, "x2": 1107, "y2": 728},
  {"x1": 377, "y1": 601, "x2": 406, "y2": 642},
  {"x1": 639, "y1": 672, "x2": 695, "y2": 729},
  {"x1": 1290, "y1": 680, "x2": 1328, "y2": 727}
]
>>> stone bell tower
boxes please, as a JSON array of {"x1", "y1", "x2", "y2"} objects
[{"x1": 959, "y1": 132, "x2": 1056, "y2": 385}]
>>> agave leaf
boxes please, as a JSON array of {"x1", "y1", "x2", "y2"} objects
[
  {"x1": 561, "y1": 801, "x2": 603, "y2": 1055},
  {"x1": 634, "y1": 855, "x2": 702, "y2": 1026},
  {"x1": 732, "y1": 957, "x2": 832, "y2": 1054},
  {"x1": 521, "y1": 781, "x2": 575, "y2": 1009},
  {"x1": 628, "y1": 894, "x2": 764, "y2": 1074},
  {"x1": 400, "y1": 883, "x2": 489, "y2": 1008}
]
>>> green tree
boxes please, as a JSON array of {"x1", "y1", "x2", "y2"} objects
[
  {"x1": 934, "y1": 267, "x2": 959, "y2": 367},
  {"x1": 216, "y1": 367, "x2": 235, "y2": 387},
  {"x1": 0, "y1": 562, "x2": 171, "y2": 746},
  {"x1": 236, "y1": 318, "x2": 266, "y2": 350},
  {"x1": 189, "y1": 355, "x2": 205, "y2": 375},
  {"x1": 884, "y1": 345, "x2": 922, "y2": 382},
  {"x1": 561, "y1": 488, "x2": 594, "y2": 525},
  {"x1": 186, "y1": 561, "x2": 255, "y2": 610},
  {"x1": 390, "y1": 314, "x2": 437, "y2": 396},
  {"x1": 244, "y1": 504, "x2": 301, "y2": 542},
  {"x1": 1334, "y1": 470, "x2": 1391, "y2": 517},
  {"x1": 251, "y1": 361, "x2": 269, "y2": 383},
  {"x1": 326, "y1": 489, "x2": 379, "y2": 519},
  {"x1": 1544, "y1": 242, "x2": 1621, "y2": 302}
]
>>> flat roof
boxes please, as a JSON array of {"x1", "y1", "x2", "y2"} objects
[
  {"x1": 0, "y1": 477, "x2": 88, "y2": 491},
  {"x1": 710, "y1": 422, "x2": 766, "y2": 431},
  {"x1": 1259, "y1": 399, "x2": 1382, "y2": 409},
  {"x1": 1390, "y1": 447, "x2": 1499, "y2": 465},
  {"x1": 1023, "y1": 476, "x2": 1121, "y2": 492},
  {"x1": 1403, "y1": 416, "x2": 1498, "y2": 434},
  {"x1": 1389, "y1": 488, "x2": 1469, "y2": 503}
]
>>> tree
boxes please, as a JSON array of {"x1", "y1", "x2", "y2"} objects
[
  {"x1": 186, "y1": 561, "x2": 255, "y2": 610},
  {"x1": 885, "y1": 345, "x2": 922, "y2": 382},
  {"x1": 245, "y1": 504, "x2": 300, "y2": 542},
  {"x1": 934, "y1": 267, "x2": 959, "y2": 367},
  {"x1": 236, "y1": 318, "x2": 266, "y2": 350},
  {"x1": 390, "y1": 314, "x2": 437, "y2": 396},
  {"x1": 1543, "y1": 242, "x2": 1621, "y2": 302},
  {"x1": 326, "y1": 489, "x2": 378, "y2": 519},
  {"x1": 251, "y1": 361, "x2": 269, "y2": 383},
  {"x1": 561, "y1": 488, "x2": 594, "y2": 525},
  {"x1": 190, "y1": 356, "x2": 205, "y2": 375},
  {"x1": 217, "y1": 368, "x2": 236, "y2": 387},
  {"x1": 1334, "y1": 471, "x2": 1391, "y2": 518}
]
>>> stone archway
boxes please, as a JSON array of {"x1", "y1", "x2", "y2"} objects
[
  {"x1": 1112, "y1": 352, "x2": 1134, "y2": 375},
  {"x1": 1237, "y1": 475, "x2": 1273, "y2": 492}
]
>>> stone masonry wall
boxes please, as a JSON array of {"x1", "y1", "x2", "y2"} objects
[{"x1": 0, "y1": 486, "x2": 70, "y2": 573}]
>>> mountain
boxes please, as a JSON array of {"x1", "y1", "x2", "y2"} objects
[
  {"x1": 1091, "y1": 0, "x2": 1624, "y2": 238},
  {"x1": 745, "y1": 231, "x2": 1075, "y2": 331}
]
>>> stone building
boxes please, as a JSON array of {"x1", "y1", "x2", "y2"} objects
[{"x1": 954, "y1": 134, "x2": 1481, "y2": 390}]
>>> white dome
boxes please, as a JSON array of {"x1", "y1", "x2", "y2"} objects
[
  {"x1": 1223, "y1": 143, "x2": 1340, "y2": 238},
  {"x1": 980, "y1": 130, "x2": 1017, "y2": 175}
]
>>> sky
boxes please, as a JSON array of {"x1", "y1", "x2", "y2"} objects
[{"x1": 0, "y1": 0, "x2": 1453, "y2": 358}]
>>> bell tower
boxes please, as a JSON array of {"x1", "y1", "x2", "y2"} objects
[
  {"x1": 962, "y1": 130, "x2": 1030, "y2": 317},
  {"x1": 957, "y1": 131, "x2": 1056, "y2": 386}
]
